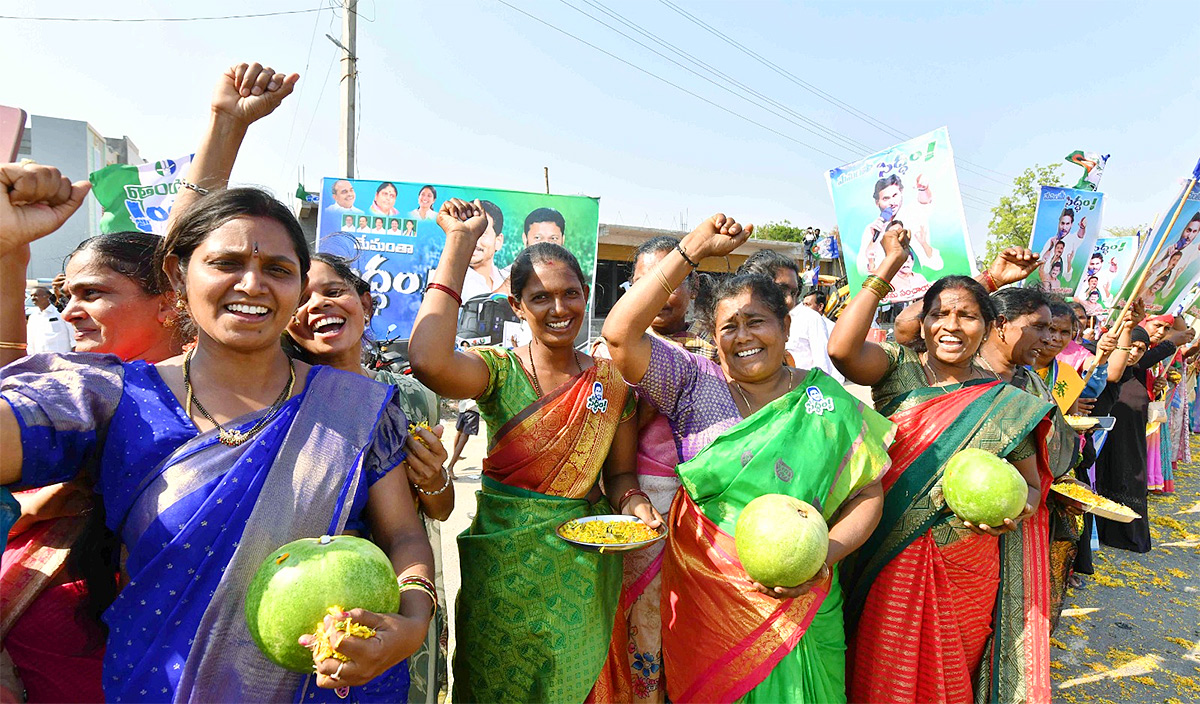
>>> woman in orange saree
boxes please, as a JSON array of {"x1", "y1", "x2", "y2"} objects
[
  {"x1": 830, "y1": 229, "x2": 1072, "y2": 703},
  {"x1": 410, "y1": 200, "x2": 658, "y2": 702}
]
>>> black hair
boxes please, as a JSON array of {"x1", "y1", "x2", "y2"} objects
[
  {"x1": 692, "y1": 272, "x2": 717, "y2": 332},
  {"x1": 1049, "y1": 259, "x2": 1063, "y2": 274},
  {"x1": 737, "y1": 249, "x2": 800, "y2": 279},
  {"x1": 373, "y1": 217, "x2": 385, "y2": 227},
  {"x1": 509, "y1": 242, "x2": 585, "y2": 301},
  {"x1": 805, "y1": 289, "x2": 828, "y2": 306},
  {"x1": 479, "y1": 200, "x2": 504, "y2": 236},
  {"x1": 873, "y1": 174, "x2": 903, "y2": 201},
  {"x1": 419, "y1": 184, "x2": 437, "y2": 199},
  {"x1": 67, "y1": 231, "x2": 167, "y2": 296},
  {"x1": 523, "y1": 207, "x2": 565, "y2": 237},
  {"x1": 1045, "y1": 294, "x2": 1078, "y2": 330},
  {"x1": 284, "y1": 252, "x2": 374, "y2": 365},
  {"x1": 991, "y1": 286, "x2": 1049, "y2": 322},
  {"x1": 375, "y1": 181, "x2": 397, "y2": 196},
  {"x1": 920, "y1": 275, "x2": 997, "y2": 326},
  {"x1": 1060, "y1": 207, "x2": 1075, "y2": 223},
  {"x1": 633, "y1": 236, "x2": 696, "y2": 288},
  {"x1": 1131, "y1": 326, "x2": 1150, "y2": 345},
  {"x1": 157, "y1": 187, "x2": 311, "y2": 293},
  {"x1": 886, "y1": 219, "x2": 906, "y2": 230},
  {"x1": 66, "y1": 495, "x2": 120, "y2": 651},
  {"x1": 704, "y1": 272, "x2": 790, "y2": 333}
]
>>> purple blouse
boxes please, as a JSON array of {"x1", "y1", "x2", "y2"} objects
[{"x1": 637, "y1": 335, "x2": 742, "y2": 463}]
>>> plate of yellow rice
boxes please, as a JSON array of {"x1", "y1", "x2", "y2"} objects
[{"x1": 557, "y1": 515, "x2": 666, "y2": 552}]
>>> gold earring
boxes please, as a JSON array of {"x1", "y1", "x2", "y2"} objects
[{"x1": 175, "y1": 298, "x2": 187, "y2": 312}]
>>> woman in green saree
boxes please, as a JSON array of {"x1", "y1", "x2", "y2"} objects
[
  {"x1": 409, "y1": 199, "x2": 660, "y2": 703},
  {"x1": 829, "y1": 227, "x2": 1074, "y2": 703},
  {"x1": 602, "y1": 214, "x2": 894, "y2": 703}
]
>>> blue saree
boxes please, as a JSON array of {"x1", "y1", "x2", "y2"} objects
[{"x1": 2, "y1": 353, "x2": 410, "y2": 703}]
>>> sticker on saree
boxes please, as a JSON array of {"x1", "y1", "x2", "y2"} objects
[
  {"x1": 586, "y1": 381, "x2": 609, "y2": 414},
  {"x1": 804, "y1": 386, "x2": 834, "y2": 415}
]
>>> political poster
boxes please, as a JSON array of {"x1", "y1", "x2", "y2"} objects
[
  {"x1": 1113, "y1": 182, "x2": 1200, "y2": 315},
  {"x1": 315, "y1": 177, "x2": 600, "y2": 341},
  {"x1": 1027, "y1": 186, "x2": 1103, "y2": 295},
  {"x1": 826, "y1": 127, "x2": 973, "y2": 304},
  {"x1": 1072, "y1": 235, "x2": 1138, "y2": 313},
  {"x1": 88, "y1": 155, "x2": 193, "y2": 235}
]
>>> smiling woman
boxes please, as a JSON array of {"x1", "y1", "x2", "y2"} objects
[
  {"x1": 828, "y1": 226, "x2": 1073, "y2": 703},
  {"x1": 1, "y1": 62, "x2": 436, "y2": 703}
]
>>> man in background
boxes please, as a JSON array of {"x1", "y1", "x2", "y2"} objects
[
  {"x1": 522, "y1": 207, "x2": 566, "y2": 247},
  {"x1": 26, "y1": 286, "x2": 72, "y2": 353}
]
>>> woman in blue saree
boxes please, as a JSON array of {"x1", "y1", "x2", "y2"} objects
[{"x1": 1, "y1": 121, "x2": 435, "y2": 702}]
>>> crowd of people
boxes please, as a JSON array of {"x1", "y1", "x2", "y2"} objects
[{"x1": 1, "y1": 62, "x2": 1195, "y2": 704}]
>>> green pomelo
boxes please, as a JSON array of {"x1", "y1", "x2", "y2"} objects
[
  {"x1": 943, "y1": 448, "x2": 1027, "y2": 527},
  {"x1": 245, "y1": 535, "x2": 400, "y2": 672},
  {"x1": 734, "y1": 494, "x2": 829, "y2": 588}
]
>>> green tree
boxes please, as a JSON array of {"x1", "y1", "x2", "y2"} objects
[
  {"x1": 981, "y1": 163, "x2": 1064, "y2": 264},
  {"x1": 1104, "y1": 224, "x2": 1147, "y2": 239},
  {"x1": 754, "y1": 219, "x2": 808, "y2": 243}
]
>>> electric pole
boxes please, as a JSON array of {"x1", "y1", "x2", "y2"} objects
[{"x1": 337, "y1": 0, "x2": 357, "y2": 179}]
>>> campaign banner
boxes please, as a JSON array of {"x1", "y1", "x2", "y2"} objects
[
  {"x1": 1027, "y1": 186, "x2": 1103, "y2": 294},
  {"x1": 1072, "y1": 235, "x2": 1137, "y2": 313},
  {"x1": 315, "y1": 178, "x2": 600, "y2": 341},
  {"x1": 1113, "y1": 183, "x2": 1200, "y2": 314},
  {"x1": 826, "y1": 127, "x2": 973, "y2": 304},
  {"x1": 88, "y1": 155, "x2": 193, "y2": 235}
]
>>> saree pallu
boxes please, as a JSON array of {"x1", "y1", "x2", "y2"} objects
[
  {"x1": 845, "y1": 380, "x2": 1071, "y2": 704},
  {"x1": 454, "y1": 362, "x2": 629, "y2": 703},
  {"x1": 1147, "y1": 426, "x2": 1165, "y2": 491},
  {"x1": 601, "y1": 413, "x2": 679, "y2": 703},
  {"x1": 661, "y1": 376, "x2": 894, "y2": 704},
  {"x1": 107, "y1": 368, "x2": 397, "y2": 703}
]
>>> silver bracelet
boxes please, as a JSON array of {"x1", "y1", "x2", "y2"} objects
[
  {"x1": 180, "y1": 180, "x2": 210, "y2": 196},
  {"x1": 416, "y1": 466, "x2": 451, "y2": 496}
]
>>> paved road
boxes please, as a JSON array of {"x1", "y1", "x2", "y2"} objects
[
  {"x1": 434, "y1": 418, "x2": 1200, "y2": 701},
  {"x1": 1051, "y1": 439, "x2": 1200, "y2": 702}
]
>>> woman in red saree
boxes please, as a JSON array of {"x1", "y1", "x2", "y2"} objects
[{"x1": 829, "y1": 228, "x2": 1072, "y2": 703}]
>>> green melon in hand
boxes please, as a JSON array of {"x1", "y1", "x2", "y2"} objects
[
  {"x1": 943, "y1": 449, "x2": 1027, "y2": 527},
  {"x1": 734, "y1": 494, "x2": 829, "y2": 588},
  {"x1": 245, "y1": 535, "x2": 400, "y2": 672}
]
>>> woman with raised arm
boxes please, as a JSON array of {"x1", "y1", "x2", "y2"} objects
[
  {"x1": 1, "y1": 65, "x2": 434, "y2": 704},
  {"x1": 2, "y1": 229, "x2": 185, "y2": 703},
  {"x1": 601, "y1": 214, "x2": 893, "y2": 704},
  {"x1": 285, "y1": 252, "x2": 452, "y2": 703},
  {"x1": 408, "y1": 199, "x2": 655, "y2": 703},
  {"x1": 828, "y1": 227, "x2": 1069, "y2": 703}
]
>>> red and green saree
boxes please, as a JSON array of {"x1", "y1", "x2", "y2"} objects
[
  {"x1": 844, "y1": 344, "x2": 1074, "y2": 704},
  {"x1": 452, "y1": 346, "x2": 633, "y2": 703}
]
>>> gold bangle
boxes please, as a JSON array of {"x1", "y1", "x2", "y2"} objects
[
  {"x1": 861, "y1": 275, "x2": 893, "y2": 299},
  {"x1": 654, "y1": 267, "x2": 676, "y2": 297},
  {"x1": 0, "y1": 341, "x2": 28, "y2": 350},
  {"x1": 399, "y1": 582, "x2": 438, "y2": 612}
]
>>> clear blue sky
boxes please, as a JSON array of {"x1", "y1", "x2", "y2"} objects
[{"x1": 3, "y1": 0, "x2": 1198, "y2": 254}]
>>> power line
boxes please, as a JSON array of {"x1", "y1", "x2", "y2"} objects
[
  {"x1": 494, "y1": 0, "x2": 849, "y2": 162},
  {"x1": 294, "y1": 47, "x2": 340, "y2": 174},
  {"x1": 655, "y1": 0, "x2": 1015, "y2": 184},
  {"x1": 279, "y1": 1, "x2": 329, "y2": 181},
  {"x1": 0, "y1": 9, "x2": 324, "y2": 22}
]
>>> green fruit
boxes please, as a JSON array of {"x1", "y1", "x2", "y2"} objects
[
  {"x1": 734, "y1": 494, "x2": 829, "y2": 588},
  {"x1": 943, "y1": 448, "x2": 1027, "y2": 527},
  {"x1": 245, "y1": 535, "x2": 400, "y2": 672}
]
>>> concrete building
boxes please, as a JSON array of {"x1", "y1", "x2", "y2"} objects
[{"x1": 17, "y1": 115, "x2": 143, "y2": 279}]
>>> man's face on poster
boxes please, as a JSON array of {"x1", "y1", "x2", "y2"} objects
[
  {"x1": 1058, "y1": 214, "x2": 1073, "y2": 237},
  {"x1": 875, "y1": 184, "x2": 902, "y2": 214},
  {"x1": 472, "y1": 216, "x2": 503, "y2": 269},
  {"x1": 333, "y1": 180, "x2": 356, "y2": 209},
  {"x1": 525, "y1": 221, "x2": 564, "y2": 247},
  {"x1": 1181, "y1": 218, "x2": 1200, "y2": 246},
  {"x1": 1054, "y1": 241, "x2": 1065, "y2": 257}
]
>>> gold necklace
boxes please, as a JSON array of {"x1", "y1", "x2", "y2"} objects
[
  {"x1": 732, "y1": 367, "x2": 795, "y2": 415},
  {"x1": 526, "y1": 345, "x2": 584, "y2": 397},
  {"x1": 922, "y1": 355, "x2": 980, "y2": 392},
  {"x1": 184, "y1": 348, "x2": 296, "y2": 446},
  {"x1": 976, "y1": 352, "x2": 1005, "y2": 382}
]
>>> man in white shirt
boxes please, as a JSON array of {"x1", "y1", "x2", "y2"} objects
[
  {"x1": 737, "y1": 251, "x2": 844, "y2": 382},
  {"x1": 26, "y1": 287, "x2": 72, "y2": 354},
  {"x1": 460, "y1": 200, "x2": 510, "y2": 302},
  {"x1": 325, "y1": 179, "x2": 362, "y2": 215}
]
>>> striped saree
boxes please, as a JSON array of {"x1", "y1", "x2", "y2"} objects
[{"x1": 846, "y1": 345, "x2": 1073, "y2": 704}]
